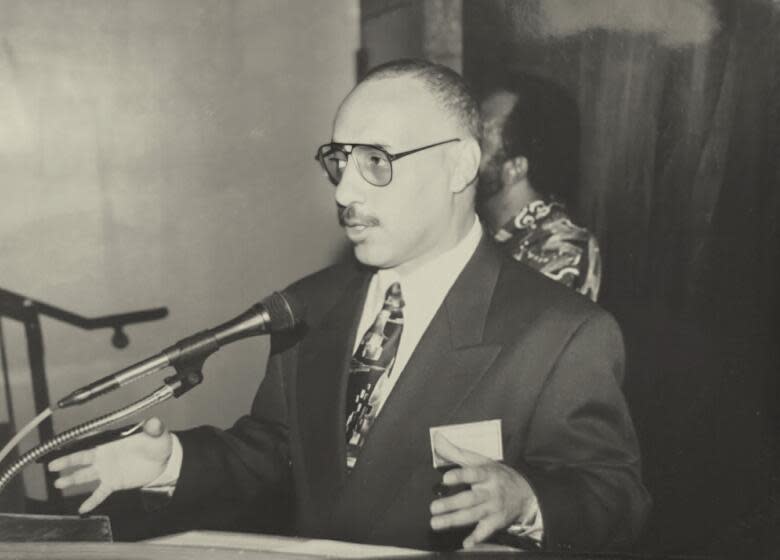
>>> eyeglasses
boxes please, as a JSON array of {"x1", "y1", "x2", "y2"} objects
[{"x1": 314, "y1": 138, "x2": 460, "y2": 187}]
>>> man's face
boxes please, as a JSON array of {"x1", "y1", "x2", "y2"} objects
[
  {"x1": 478, "y1": 90, "x2": 519, "y2": 200},
  {"x1": 330, "y1": 76, "x2": 463, "y2": 272}
]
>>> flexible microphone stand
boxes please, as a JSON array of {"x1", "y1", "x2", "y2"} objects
[
  {"x1": 0, "y1": 347, "x2": 208, "y2": 495},
  {"x1": 0, "y1": 286, "x2": 168, "y2": 505},
  {"x1": 0, "y1": 290, "x2": 301, "y2": 500}
]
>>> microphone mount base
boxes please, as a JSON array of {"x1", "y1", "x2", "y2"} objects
[
  {"x1": 162, "y1": 331, "x2": 219, "y2": 397},
  {"x1": 164, "y1": 357, "x2": 206, "y2": 398}
]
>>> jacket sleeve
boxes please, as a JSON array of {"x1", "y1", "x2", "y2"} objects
[
  {"x1": 165, "y1": 336, "x2": 296, "y2": 531},
  {"x1": 521, "y1": 311, "x2": 651, "y2": 551}
]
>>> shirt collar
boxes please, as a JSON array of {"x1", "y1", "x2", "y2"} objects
[
  {"x1": 494, "y1": 199, "x2": 559, "y2": 242},
  {"x1": 375, "y1": 216, "x2": 483, "y2": 311}
]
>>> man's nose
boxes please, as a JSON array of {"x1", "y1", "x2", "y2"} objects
[{"x1": 334, "y1": 157, "x2": 367, "y2": 207}]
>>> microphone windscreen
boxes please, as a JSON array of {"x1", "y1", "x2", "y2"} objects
[{"x1": 262, "y1": 290, "x2": 306, "y2": 331}]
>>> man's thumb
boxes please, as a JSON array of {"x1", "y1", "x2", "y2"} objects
[{"x1": 142, "y1": 417, "x2": 166, "y2": 438}]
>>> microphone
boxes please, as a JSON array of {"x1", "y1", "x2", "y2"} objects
[{"x1": 57, "y1": 291, "x2": 305, "y2": 409}]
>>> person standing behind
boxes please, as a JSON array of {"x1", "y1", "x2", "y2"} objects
[{"x1": 478, "y1": 75, "x2": 601, "y2": 301}]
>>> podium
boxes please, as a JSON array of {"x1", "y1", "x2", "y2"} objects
[
  {"x1": 0, "y1": 529, "x2": 726, "y2": 559},
  {"x1": 0, "y1": 539, "x2": 714, "y2": 560},
  {"x1": 0, "y1": 542, "x2": 321, "y2": 560},
  {"x1": 0, "y1": 532, "x2": 434, "y2": 560},
  {"x1": 0, "y1": 511, "x2": 720, "y2": 560},
  {"x1": 0, "y1": 512, "x2": 112, "y2": 542}
]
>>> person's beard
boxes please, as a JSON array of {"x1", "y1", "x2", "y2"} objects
[{"x1": 476, "y1": 152, "x2": 505, "y2": 210}]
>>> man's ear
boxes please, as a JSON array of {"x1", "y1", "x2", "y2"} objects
[
  {"x1": 450, "y1": 138, "x2": 481, "y2": 193},
  {"x1": 502, "y1": 156, "x2": 529, "y2": 185}
]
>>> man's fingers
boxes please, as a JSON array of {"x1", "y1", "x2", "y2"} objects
[
  {"x1": 431, "y1": 487, "x2": 490, "y2": 515},
  {"x1": 143, "y1": 417, "x2": 165, "y2": 438},
  {"x1": 463, "y1": 513, "x2": 504, "y2": 548},
  {"x1": 77, "y1": 483, "x2": 113, "y2": 514},
  {"x1": 48, "y1": 449, "x2": 96, "y2": 472},
  {"x1": 430, "y1": 502, "x2": 491, "y2": 531},
  {"x1": 442, "y1": 466, "x2": 490, "y2": 486},
  {"x1": 53, "y1": 466, "x2": 99, "y2": 489},
  {"x1": 432, "y1": 434, "x2": 463, "y2": 465},
  {"x1": 433, "y1": 434, "x2": 491, "y2": 467}
]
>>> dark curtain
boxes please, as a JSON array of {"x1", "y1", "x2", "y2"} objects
[{"x1": 464, "y1": 0, "x2": 778, "y2": 554}]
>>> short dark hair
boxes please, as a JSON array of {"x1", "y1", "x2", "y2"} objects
[
  {"x1": 361, "y1": 58, "x2": 482, "y2": 143},
  {"x1": 483, "y1": 73, "x2": 580, "y2": 203}
]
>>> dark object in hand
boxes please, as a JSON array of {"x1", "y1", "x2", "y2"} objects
[
  {"x1": 429, "y1": 466, "x2": 471, "y2": 551},
  {"x1": 433, "y1": 464, "x2": 471, "y2": 498}
]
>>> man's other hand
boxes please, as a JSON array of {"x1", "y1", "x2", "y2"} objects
[
  {"x1": 48, "y1": 417, "x2": 173, "y2": 514},
  {"x1": 429, "y1": 433, "x2": 536, "y2": 548}
]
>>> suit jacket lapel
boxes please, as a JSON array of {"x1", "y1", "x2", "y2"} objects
[
  {"x1": 333, "y1": 236, "x2": 505, "y2": 538},
  {"x1": 296, "y1": 269, "x2": 370, "y2": 508}
]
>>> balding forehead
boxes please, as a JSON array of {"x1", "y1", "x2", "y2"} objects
[{"x1": 334, "y1": 75, "x2": 462, "y2": 144}]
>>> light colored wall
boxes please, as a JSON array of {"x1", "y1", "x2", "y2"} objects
[{"x1": 0, "y1": 0, "x2": 358, "y2": 499}]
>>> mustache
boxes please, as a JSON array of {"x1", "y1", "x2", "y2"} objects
[{"x1": 337, "y1": 205, "x2": 380, "y2": 227}]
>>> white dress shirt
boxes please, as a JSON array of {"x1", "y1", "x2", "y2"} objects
[
  {"x1": 349, "y1": 216, "x2": 483, "y2": 418},
  {"x1": 148, "y1": 216, "x2": 542, "y2": 542}
]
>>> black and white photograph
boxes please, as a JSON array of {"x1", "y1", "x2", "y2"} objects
[{"x1": 0, "y1": 1, "x2": 777, "y2": 558}]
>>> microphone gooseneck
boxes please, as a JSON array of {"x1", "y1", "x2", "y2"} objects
[
  {"x1": 0, "y1": 289, "x2": 306, "y2": 500},
  {"x1": 56, "y1": 290, "x2": 305, "y2": 409}
]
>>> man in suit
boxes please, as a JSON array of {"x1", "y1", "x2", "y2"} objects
[{"x1": 50, "y1": 59, "x2": 649, "y2": 551}]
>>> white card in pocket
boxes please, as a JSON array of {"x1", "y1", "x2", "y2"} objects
[{"x1": 429, "y1": 419, "x2": 503, "y2": 468}]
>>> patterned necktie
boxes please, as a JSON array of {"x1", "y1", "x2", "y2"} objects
[{"x1": 345, "y1": 281, "x2": 404, "y2": 470}]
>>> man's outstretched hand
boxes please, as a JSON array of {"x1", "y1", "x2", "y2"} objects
[
  {"x1": 48, "y1": 417, "x2": 173, "y2": 514},
  {"x1": 429, "y1": 433, "x2": 538, "y2": 548}
]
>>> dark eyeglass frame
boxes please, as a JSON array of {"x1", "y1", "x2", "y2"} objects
[{"x1": 314, "y1": 138, "x2": 461, "y2": 187}]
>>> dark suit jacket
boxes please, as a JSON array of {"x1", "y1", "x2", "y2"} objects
[{"x1": 169, "y1": 237, "x2": 650, "y2": 551}]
